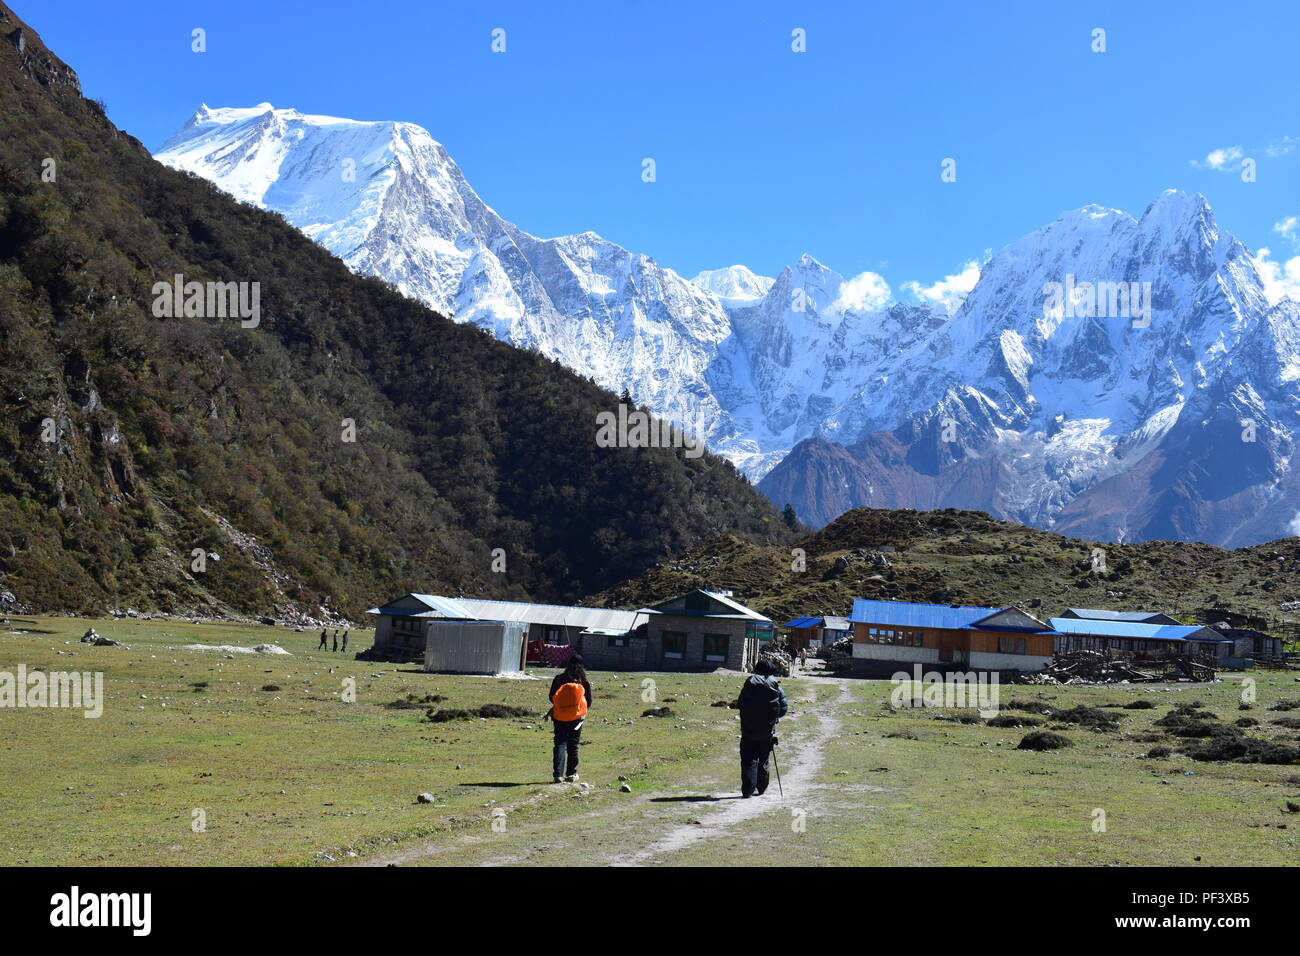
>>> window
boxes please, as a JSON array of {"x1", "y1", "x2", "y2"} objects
[
  {"x1": 392, "y1": 616, "x2": 422, "y2": 635},
  {"x1": 704, "y1": 633, "x2": 729, "y2": 662},
  {"x1": 662, "y1": 631, "x2": 687, "y2": 659},
  {"x1": 998, "y1": 636, "x2": 1028, "y2": 654},
  {"x1": 546, "y1": 627, "x2": 564, "y2": 644},
  {"x1": 607, "y1": 635, "x2": 628, "y2": 648},
  {"x1": 861, "y1": 627, "x2": 925, "y2": 646}
]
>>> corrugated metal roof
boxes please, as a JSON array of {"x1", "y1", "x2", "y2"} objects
[
  {"x1": 851, "y1": 599, "x2": 1057, "y2": 633},
  {"x1": 785, "y1": 615, "x2": 854, "y2": 630},
  {"x1": 409, "y1": 594, "x2": 475, "y2": 618},
  {"x1": 367, "y1": 594, "x2": 476, "y2": 618},
  {"x1": 369, "y1": 593, "x2": 644, "y2": 631},
  {"x1": 1049, "y1": 618, "x2": 1231, "y2": 642},
  {"x1": 851, "y1": 598, "x2": 1004, "y2": 630},
  {"x1": 638, "y1": 589, "x2": 770, "y2": 621},
  {"x1": 1065, "y1": 608, "x2": 1176, "y2": 623},
  {"x1": 418, "y1": 596, "x2": 644, "y2": 631},
  {"x1": 700, "y1": 590, "x2": 771, "y2": 621}
]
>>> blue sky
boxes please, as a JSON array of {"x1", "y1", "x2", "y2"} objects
[{"x1": 33, "y1": 0, "x2": 1300, "y2": 294}]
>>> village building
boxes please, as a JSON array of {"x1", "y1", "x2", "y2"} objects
[
  {"x1": 848, "y1": 599, "x2": 1056, "y2": 675},
  {"x1": 1215, "y1": 627, "x2": 1287, "y2": 663},
  {"x1": 366, "y1": 589, "x2": 773, "y2": 672},
  {"x1": 1047, "y1": 617, "x2": 1234, "y2": 659},
  {"x1": 783, "y1": 615, "x2": 852, "y2": 650},
  {"x1": 580, "y1": 589, "x2": 773, "y2": 672},
  {"x1": 364, "y1": 593, "x2": 644, "y2": 662}
]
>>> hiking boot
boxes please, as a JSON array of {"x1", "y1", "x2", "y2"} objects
[
  {"x1": 564, "y1": 773, "x2": 578, "y2": 782},
  {"x1": 552, "y1": 776, "x2": 563, "y2": 784}
]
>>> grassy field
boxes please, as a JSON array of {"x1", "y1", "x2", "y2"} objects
[{"x1": 2, "y1": 615, "x2": 1298, "y2": 866}]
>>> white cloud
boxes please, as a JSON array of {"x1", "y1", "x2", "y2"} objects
[
  {"x1": 1289, "y1": 511, "x2": 1300, "y2": 537},
  {"x1": 832, "y1": 271, "x2": 892, "y2": 313},
  {"x1": 902, "y1": 259, "x2": 982, "y2": 315},
  {"x1": 1190, "y1": 145, "x2": 1245, "y2": 171},
  {"x1": 1274, "y1": 215, "x2": 1299, "y2": 245},
  {"x1": 1252, "y1": 247, "x2": 1300, "y2": 306},
  {"x1": 1266, "y1": 135, "x2": 1297, "y2": 158}
]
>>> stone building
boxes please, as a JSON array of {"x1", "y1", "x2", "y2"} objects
[{"x1": 578, "y1": 589, "x2": 773, "y2": 672}]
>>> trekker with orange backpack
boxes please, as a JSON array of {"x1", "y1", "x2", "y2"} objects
[{"x1": 548, "y1": 655, "x2": 592, "y2": 783}]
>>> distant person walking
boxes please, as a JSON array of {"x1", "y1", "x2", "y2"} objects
[
  {"x1": 548, "y1": 656, "x2": 592, "y2": 783},
  {"x1": 332, "y1": 630, "x2": 339, "y2": 652},
  {"x1": 318, "y1": 629, "x2": 327, "y2": 650},
  {"x1": 737, "y1": 658, "x2": 788, "y2": 798},
  {"x1": 341, "y1": 630, "x2": 348, "y2": 652}
]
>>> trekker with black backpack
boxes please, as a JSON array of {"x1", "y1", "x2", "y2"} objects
[
  {"x1": 736, "y1": 658, "x2": 789, "y2": 798},
  {"x1": 548, "y1": 655, "x2": 592, "y2": 783}
]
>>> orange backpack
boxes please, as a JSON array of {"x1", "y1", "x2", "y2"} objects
[{"x1": 552, "y1": 682, "x2": 588, "y2": 721}]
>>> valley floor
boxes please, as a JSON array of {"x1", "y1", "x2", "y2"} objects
[{"x1": 1, "y1": 617, "x2": 1297, "y2": 866}]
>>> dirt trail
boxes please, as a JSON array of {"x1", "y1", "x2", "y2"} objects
[
  {"x1": 356, "y1": 674, "x2": 855, "y2": 867},
  {"x1": 601, "y1": 676, "x2": 853, "y2": 866}
]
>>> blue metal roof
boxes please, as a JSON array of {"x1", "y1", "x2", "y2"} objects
[
  {"x1": 785, "y1": 616, "x2": 822, "y2": 628},
  {"x1": 1048, "y1": 618, "x2": 1231, "y2": 642},
  {"x1": 852, "y1": 599, "x2": 999, "y2": 630}
]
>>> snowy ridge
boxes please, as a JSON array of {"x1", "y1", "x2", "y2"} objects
[{"x1": 157, "y1": 106, "x2": 1300, "y2": 544}]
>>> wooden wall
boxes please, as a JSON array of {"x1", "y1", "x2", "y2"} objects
[{"x1": 853, "y1": 621, "x2": 1052, "y2": 658}]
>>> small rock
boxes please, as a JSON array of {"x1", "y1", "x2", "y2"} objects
[{"x1": 417, "y1": 793, "x2": 435, "y2": 804}]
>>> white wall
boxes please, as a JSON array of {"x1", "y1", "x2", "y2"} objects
[
  {"x1": 852, "y1": 644, "x2": 940, "y2": 664},
  {"x1": 968, "y1": 651, "x2": 1052, "y2": 672}
]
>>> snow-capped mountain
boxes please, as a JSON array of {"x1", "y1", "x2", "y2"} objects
[
  {"x1": 156, "y1": 105, "x2": 1300, "y2": 545},
  {"x1": 691, "y1": 265, "x2": 775, "y2": 307},
  {"x1": 157, "y1": 104, "x2": 761, "y2": 464},
  {"x1": 760, "y1": 192, "x2": 1300, "y2": 546}
]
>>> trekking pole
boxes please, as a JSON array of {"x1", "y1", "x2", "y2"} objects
[{"x1": 771, "y1": 736, "x2": 783, "y2": 798}]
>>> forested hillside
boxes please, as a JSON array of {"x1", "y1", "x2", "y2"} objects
[{"x1": 0, "y1": 7, "x2": 786, "y2": 620}]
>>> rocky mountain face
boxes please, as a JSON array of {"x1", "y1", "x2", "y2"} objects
[
  {"x1": 761, "y1": 195, "x2": 1300, "y2": 547},
  {"x1": 157, "y1": 107, "x2": 1300, "y2": 547}
]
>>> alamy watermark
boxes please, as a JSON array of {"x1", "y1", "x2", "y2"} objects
[
  {"x1": 1043, "y1": 274, "x2": 1152, "y2": 328},
  {"x1": 151, "y1": 273, "x2": 260, "y2": 328},
  {"x1": 1, "y1": 665, "x2": 103, "y2": 718},
  {"x1": 889, "y1": 664, "x2": 1000, "y2": 718},
  {"x1": 595, "y1": 403, "x2": 703, "y2": 458},
  {"x1": 50, "y1": 886, "x2": 150, "y2": 936}
]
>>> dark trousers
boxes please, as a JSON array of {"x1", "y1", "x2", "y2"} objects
[
  {"x1": 740, "y1": 736, "x2": 773, "y2": 796},
  {"x1": 552, "y1": 718, "x2": 583, "y2": 778}
]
